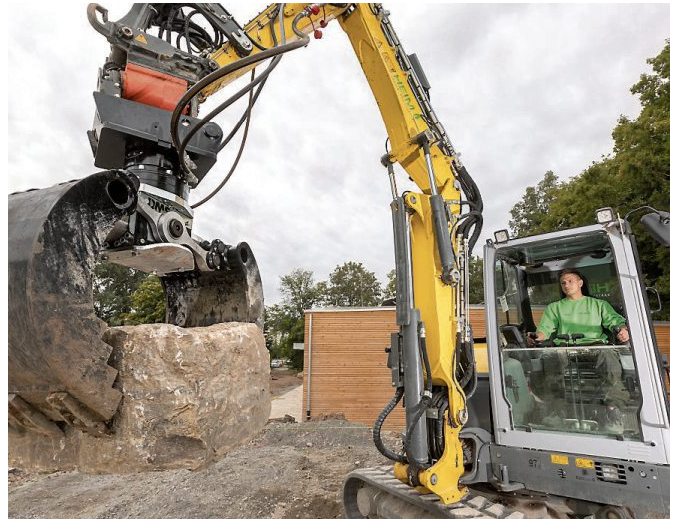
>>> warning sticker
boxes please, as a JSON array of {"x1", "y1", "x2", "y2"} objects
[
  {"x1": 135, "y1": 34, "x2": 148, "y2": 44},
  {"x1": 550, "y1": 454, "x2": 569, "y2": 465},
  {"x1": 575, "y1": 458, "x2": 595, "y2": 469}
]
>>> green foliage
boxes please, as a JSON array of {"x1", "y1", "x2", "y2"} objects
[
  {"x1": 468, "y1": 256, "x2": 485, "y2": 305},
  {"x1": 93, "y1": 262, "x2": 147, "y2": 326},
  {"x1": 508, "y1": 42, "x2": 670, "y2": 318},
  {"x1": 381, "y1": 269, "x2": 397, "y2": 302},
  {"x1": 122, "y1": 275, "x2": 166, "y2": 324},
  {"x1": 508, "y1": 171, "x2": 561, "y2": 238},
  {"x1": 265, "y1": 302, "x2": 306, "y2": 369},
  {"x1": 279, "y1": 268, "x2": 324, "y2": 317},
  {"x1": 264, "y1": 269, "x2": 323, "y2": 370},
  {"x1": 322, "y1": 261, "x2": 382, "y2": 307}
]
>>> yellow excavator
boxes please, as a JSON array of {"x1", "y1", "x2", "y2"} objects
[{"x1": 7, "y1": 4, "x2": 669, "y2": 519}]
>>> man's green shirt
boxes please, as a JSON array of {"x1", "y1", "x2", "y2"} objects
[{"x1": 536, "y1": 296, "x2": 626, "y2": 344}]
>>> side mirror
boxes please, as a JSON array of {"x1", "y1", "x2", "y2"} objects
[{"x1": 640, "y1": 211, "x2": 670, "y2": 246}]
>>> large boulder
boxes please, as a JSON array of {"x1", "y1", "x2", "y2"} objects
[{"x1": 8, "y1": 322, "x2": 270, "y2": 473}]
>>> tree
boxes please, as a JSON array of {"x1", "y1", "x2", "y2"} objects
[
  {"x1": 93, "y1": 262, "x2": 147, "y2": 326},
  {"x1": 264, "y1": 268, "x2": 324, "y2": 369},
  {"x1": 468, "y1": 256, "x2": 485, "y2": 305},
  {"x1": 323, "y1": 262, "x2": 382, "y2": 307},
  {"x1": 508, "y1": 42, "x2": 670, "y2": 318},
  {"x1": 122, "y1": 275, "x2": 166, "y2": 324},
  {"x1": 508, "y1": 171, "x2": 561, "y2": 237},
  {"x1": 381, "y1": 269, "x2": 397, "y2": 302},
  {"x1": 279, "y1": 268, "x2": 324, "y2": 316},
  {"x1": 265, "y1": 303, "x2": 305, "y2": 367}
]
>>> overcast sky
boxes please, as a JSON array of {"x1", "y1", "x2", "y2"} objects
[{"x1": 7, "y1": 3, "x2": 669, "y2": 304}]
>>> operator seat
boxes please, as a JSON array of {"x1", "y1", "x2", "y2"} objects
[
  {"x1": 499, "y1": 324, "x2": 532, "y2": 373},
  {"x1": 500, "y1": 324, "x2": 527, "y2": 349}
]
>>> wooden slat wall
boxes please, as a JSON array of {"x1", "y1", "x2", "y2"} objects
[
  {"x1": 302, "y1": 308, "x2": 670, "y2": 429},
  {"x1": 653, "y1": 322, "x2": 670, "y2": 358},
  {"x1": 302, "y1": 309, "x2": 405, "y2": 429}
]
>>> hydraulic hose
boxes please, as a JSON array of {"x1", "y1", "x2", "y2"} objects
[
  {"x1": 191, "y1": 69, "x2": 258, "y2": 209},
  {"x1": 454, "y1": 163, "x2": 483, "y2": 254},
  {"x1": 170, "y1": 10, "x2": 310, "y2": 176},
  {"x1": 373, "y1": 387, "x2": 407, "y2": 464},
  {"x1": 418, "y1": 333, "x2": 433, "y2": 393},
  {"x1": 174, "y1": 53, "x2": 285, "y2": 176},
  {"x1": 434, "y1": 396, "x2": 449, "y2": 460},
  {"x1": 190, "y1": 7, "x2": 282, "y2": 206}
]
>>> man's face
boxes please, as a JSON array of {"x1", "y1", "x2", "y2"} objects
[{"x1": 560, "y1": 273, "x2": 583, "y2": 298}]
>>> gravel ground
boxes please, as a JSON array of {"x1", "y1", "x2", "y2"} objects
[{"x1": 8, "y1": 419, "x2": 399, "y2": 519}]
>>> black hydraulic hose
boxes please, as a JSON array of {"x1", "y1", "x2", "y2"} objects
[
  {"x1": 191, "y1": 69, "x2": 258, "y2": 209},
  {"x1": 460, "y1": 327, "x2": 478, "y2": 400},
  {"x1": 454, "y1": 164, "x2": 484, "y2": 254},
  {"x1": 462, "y1": 359, "x2": 478, "y2": 400},
  {"x1": 216, "y1": 11, "x2": 279, "y2": 154},
  {"x1": 170, "y1": 12, "x2": 310, "y2": 171},
  {"x1": 458, "y1": 211, "x2": 483, "y2": 255},
  {"x1": 174, "y1": 53, "x2": 285, "y2": 176},
  {"x1": 373, "y1": 387, "x2": 407, "y2": 464},
  {"x1": 182, "y1": 10, "x2": 200, "y2": 54},
  {"x1": 456, "y1": 334, "x2": 476, "y2": 390},
  {"x1": 434, "y1": 397, "x2": 449, "y2": 459},
  {"x1": 217, "y1": 75, "x2": 267, "y2": 152},
  {"x1": 419, "y1": 335, "x2": 433, "y2": 393},
  {"x1": 184, "y1": 8, "x2": 282, "y2": 206}
]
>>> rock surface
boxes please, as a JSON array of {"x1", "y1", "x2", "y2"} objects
[{"x1": 8, "y1": 322, "x2": 270, "y2": 473}]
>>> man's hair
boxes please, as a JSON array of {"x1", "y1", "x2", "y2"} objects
[{"x1": 558, "y1": 268, "x2": 583, "y2": 281}]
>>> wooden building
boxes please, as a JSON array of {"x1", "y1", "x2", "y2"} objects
[{"x1": 301, "y1": 307, "x2": 669, "y2": 429}]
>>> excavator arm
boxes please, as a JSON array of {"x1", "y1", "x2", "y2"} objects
[
  {"x1": 8, "y1": 2, "x2": 483, "y2": 508},
  {"x1": 196, "y1": 3, "x2": 483, "y2": 501}
]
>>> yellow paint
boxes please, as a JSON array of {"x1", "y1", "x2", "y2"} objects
[
  {"x1": 134, "y1": 33, "x2": 147, "y2": 44},
  {"x1": 419, "y1": 425, "x2": 468, "y2": 503},
  {"x1": 551, "y1": 454, "x2": 569, "y2": 465},
  {"x1": 202, "y1": 3, "x2": 467, "y2": 504},
  {"x1": 575, "y1": 457, "x2": 595, "y2": 469},
  {"x1": 474, "y1": 343, "x2": 489, "y2": 374}
]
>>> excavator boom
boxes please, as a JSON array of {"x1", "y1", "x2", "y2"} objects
[{"x1": 8, "y1": 1, "x2": 483, "y2": 509}]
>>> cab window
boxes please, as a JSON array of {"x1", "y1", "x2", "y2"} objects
[{"x1": 492, "y1": 232, "x2": 643, "y2": 441}]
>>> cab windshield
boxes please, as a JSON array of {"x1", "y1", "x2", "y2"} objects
[{"x1": 493, "y1": 231, "x2": 642, "y2": 441}]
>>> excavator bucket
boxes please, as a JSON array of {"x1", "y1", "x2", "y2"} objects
[
  {"x1": 8, "y1": 170, "x2": 266, "y2": 437},
  {"x1": 8, "y1": 171, "x2": 138, "y2": 435}
]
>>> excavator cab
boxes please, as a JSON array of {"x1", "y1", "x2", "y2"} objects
[
  {"x1": 473, "y1": 213, "x2": 670, "y2": 517},
  {"x1": 492, "y1": 230, "x2": 641, "y2": 438}
]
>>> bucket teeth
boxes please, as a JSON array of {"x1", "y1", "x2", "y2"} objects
[{"x1": 8, "y1": 171, "x2": 137, "y2": 432}]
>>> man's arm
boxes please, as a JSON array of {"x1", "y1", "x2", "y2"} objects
[
  {"x1": 600, "y1": 300, "x2": 629, "y2": 342},
  {"x1": 529, "y1": 303, "x2": 558, "y2": 345}
]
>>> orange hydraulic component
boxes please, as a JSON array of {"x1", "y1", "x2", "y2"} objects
[{"x1": 121, "y1": 63, "x2": 187, "y2": 111}]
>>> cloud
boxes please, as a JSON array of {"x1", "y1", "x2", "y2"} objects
[{"x1": 7, "y1": 3, "x2": 669, "y2": 303}]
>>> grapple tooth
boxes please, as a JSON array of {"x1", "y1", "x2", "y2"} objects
[{"x1": 8, "y1": 171, "x2": 138, "y2": 428}]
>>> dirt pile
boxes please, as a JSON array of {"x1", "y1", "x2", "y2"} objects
[
  {"x1": 9, "y1": 322, "x2": 270, "y2": 474},
  {"x1": 8, "y1": 419, "x2": 399, "y2": 519}
]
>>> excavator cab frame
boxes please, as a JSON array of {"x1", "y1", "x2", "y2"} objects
[{"x1": 475, "y1": 213, "x2": 670, "y2": 516}]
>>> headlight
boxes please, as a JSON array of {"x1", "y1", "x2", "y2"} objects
[
  {"x1": 595, "y1": 207, "x2": 615, "y2": 224},
  {"x1": 494, "y1": 229, "x2": 509, "y2": 244}
]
